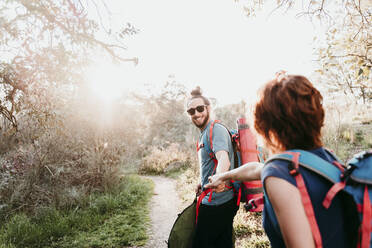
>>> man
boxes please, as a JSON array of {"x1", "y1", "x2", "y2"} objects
[{"x1": 186, "y1": 86, "x2": 238, "y2": 248}]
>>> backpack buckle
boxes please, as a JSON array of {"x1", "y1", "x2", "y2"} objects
[
  {"x1": 244, "y1": 197, "x2": 264, "y2": 212},
  {"x1": 284, "y1": 152, "x2": 300, "y2": 176},
  {"x1": 341, "y1": 164, "x2": 356, "y2": 180},
  {"x1": 355, "y1": 150, "x2": 372, "y2": 160},
  {"x1": 244, "y1": 198, "x2": 258, "y2": 211},
  {"x1": 288, "y1": 163, "x2": 300, "y2": 176},
  {"x1": 209, "y1": 152, "x2": 216, "y2": 159}
]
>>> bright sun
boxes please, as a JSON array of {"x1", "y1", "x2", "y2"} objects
[{"x1": 84, "y1": 62, "x2": 125, "y2": 104}]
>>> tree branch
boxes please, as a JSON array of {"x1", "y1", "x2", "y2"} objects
[{"x1": 21, "y1": 0, "x2": 138, "y2": 65}]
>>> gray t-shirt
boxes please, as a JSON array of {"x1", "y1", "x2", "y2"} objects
[{"x1": 198, "y1": 121, "x2": 235, "y2": 205}]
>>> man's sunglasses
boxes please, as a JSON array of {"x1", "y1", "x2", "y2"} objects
[{"x1": 187, "y1": 105, "x2": 207, "y2": 115}]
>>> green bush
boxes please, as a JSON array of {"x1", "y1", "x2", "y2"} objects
[{"x1": 1, "y1": 214, "x2": 44, "y2": 248}]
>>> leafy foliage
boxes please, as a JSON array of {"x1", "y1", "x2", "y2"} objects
[
  {"x1": 0, "y1": 0, "x2": 137, "y2": 130},
  {"x1": 134, "y1": 79, "x2": 191, "y2": 149},
  {"x1": 314, "y1": 1, "x2": 371, "y2": 103},
  {"x1": 215, "y1": 101, "x2": 248, "y2": 129}
]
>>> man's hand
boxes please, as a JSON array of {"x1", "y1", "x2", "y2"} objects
[
  {"x1": 195, "y1": 182, "x2": 202, "y2": 196},
  {"x1": 205, "y1": 174, "x2": 229, "y2": 193},
  {"x1": 214, "y1": 181, "x2": 228, "y2": 193}
]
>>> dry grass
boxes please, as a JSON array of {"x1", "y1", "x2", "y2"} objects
[
  {"x1": 139, "y1": 143, "x2": 193, "y2": 175},
  {"x1": 323, "y1": 101, "x2": 372, "y2": 161},
  {"x1": 176, "y1": 167, "x2": 200, "y2": 210},
  {"x1": 0, "y1": 116, "x2": 128, "y2": 221},
  {"x1": 234, "y1": 210, "x2": 269, "y2": 248}
]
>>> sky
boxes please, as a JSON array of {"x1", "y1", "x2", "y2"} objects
[{"x1": 85, "y1": 0, "x2": 322, "y2": 106}]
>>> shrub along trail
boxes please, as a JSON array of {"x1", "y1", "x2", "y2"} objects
[{"x1": 144, "y1": 176, "x2": 180, "y2": 248}]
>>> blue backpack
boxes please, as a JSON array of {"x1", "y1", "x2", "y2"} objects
[{"x1": 265, "y1": 149, "x2": 372, "y2": 248}]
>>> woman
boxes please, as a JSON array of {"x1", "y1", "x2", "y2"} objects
[{"x1": 206, "y1": 74, "x2": 357, "y2": 247}]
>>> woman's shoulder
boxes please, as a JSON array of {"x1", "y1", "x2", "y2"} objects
[{"x1": 261, "y1": 158, "x2": 293, "y2": 184}]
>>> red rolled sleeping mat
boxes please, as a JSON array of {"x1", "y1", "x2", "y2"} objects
[{"x1": 237, "y1": 117, "x2": 264, "y2": 212}]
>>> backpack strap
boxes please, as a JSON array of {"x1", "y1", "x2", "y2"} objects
[
  {"x1": 265, "y1": 150, "x2": 346, "y2": 248},
  {"x1": 204, "y1": 120, "x2": 220, "y2": 201},
  {"x1": 195, "y1": 188, "x2": 213, "y2": 223},
  {"x1": 195, "y1": 120, "x2": 220, "y2": 223},
  {"x1": 284, "y1": 151, "x2": 323, "y2": 248},
  {"x1": 266, "y1": 149, "x2": 343, "y2": 183},
  {"x1": 209, "y1": 120, "x2": 217, "y2": 154},
  {"x1": 361, "y1": 185, "x2": 371, "y2": 248},
  {"x1": 347, "y1": 150, "x2": 372, "y2": 248},
  {"x1": 203, "y1": 120, "x2": 220, "y2": 159}
]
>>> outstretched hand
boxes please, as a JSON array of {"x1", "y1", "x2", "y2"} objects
[{"x1": 205, "y1": 174, "x2": 228, "y2": 193}]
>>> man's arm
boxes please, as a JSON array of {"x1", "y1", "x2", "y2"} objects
[
  {"x1": 212, "y1": 124, "x2": 232, "y2": 175},
  {"x1": 215, "y1": 150, "x2": 230, "y2": 174},
  {"x1": 211, "y1": 124, "x2": 232, "y2": 192},
  {"x1": 213, "y1": 150, "x2": 231, "y2": 192}
]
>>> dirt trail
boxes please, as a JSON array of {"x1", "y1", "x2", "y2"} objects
[{"x1": 144, "y1": 176, "x2": 180, "y2": 248}]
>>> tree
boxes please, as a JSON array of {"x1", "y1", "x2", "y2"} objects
[
  {"x1": 215, "y1": 101, "x2": 248, "y2": 129},
  {"x1": 133, "y1": 77, "x2": 191, "y2": 149},
  {"x1": 313, "y1": 1, "x2": 371, "y2": 103},
  {"x1": 239, "y1": 0, "x2": 371, "y2": 103},
  {"x1": 0, "y1": 0, "x2": 145, "y2": 217},
  {"x1": 0, "y1": 0, "x2": 137, "y2": 130}
]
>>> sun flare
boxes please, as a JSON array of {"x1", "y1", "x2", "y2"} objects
[{"x1": 84, "y1": 62, "x2": 126, "y2": 104}]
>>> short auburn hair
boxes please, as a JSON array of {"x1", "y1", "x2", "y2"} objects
[{"x1": 254, "y1": 75, "x2": 324, "y2": 151}]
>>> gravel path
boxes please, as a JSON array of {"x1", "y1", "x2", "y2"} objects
[{"x1": 144, "y1": 176, "x2": 180, "y2": 248}]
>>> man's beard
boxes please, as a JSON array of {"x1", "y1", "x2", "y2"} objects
[{"x1": 193, "y1": 110, "x2": 209, "y2": 129}]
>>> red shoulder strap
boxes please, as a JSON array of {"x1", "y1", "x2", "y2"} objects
[
  {"x1": 285, "y1": 151, "x2": 323, "y2": 248},
  {"x1": 195, "y1": 120, "x2": 224, "y2": 223},
  {"x1": 209, "y1": 120, "x2": 220, "y2": 153},
  {"x1": 361, "y1": 185, "x2": 371, "y2": 248}
]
